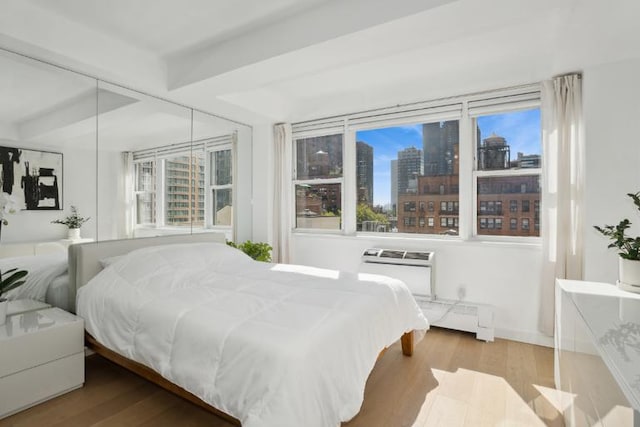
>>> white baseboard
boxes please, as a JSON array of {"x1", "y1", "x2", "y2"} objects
[{"x1": 494, "y1": 327, "x2": 554, "y2": 348}]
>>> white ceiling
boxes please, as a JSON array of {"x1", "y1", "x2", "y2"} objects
[{"x1": 1, "y1": 0, "x2": 639, "y2": 133}]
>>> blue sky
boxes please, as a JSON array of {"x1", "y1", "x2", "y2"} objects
[{"x1": 356, "y1": 108, "x2": 540, "y2": 206}]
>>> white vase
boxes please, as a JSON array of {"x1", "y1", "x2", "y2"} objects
[
  {"x1": 67, "y1": 228, "x2": 81, "y2": 240},
  {"x1": 618, "y1": 257, "x2": 640, "y2": 293},
  {"x1": 0, "y1": 299, "x2": 7, "y2": 326}
]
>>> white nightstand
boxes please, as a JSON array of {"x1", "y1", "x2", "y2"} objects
[{"x1": 0, "y1": 307, "x2": 84, "y2": 419}]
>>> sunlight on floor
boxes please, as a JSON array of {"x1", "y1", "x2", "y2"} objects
[{"x1": 417, "y1": 368, "x2": 564, "y2": 427}]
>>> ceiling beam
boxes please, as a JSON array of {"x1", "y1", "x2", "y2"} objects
[{"x1": 167, "y1": 0, "x2": 457, "y2": 90}]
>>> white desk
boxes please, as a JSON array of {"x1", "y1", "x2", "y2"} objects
[
  {"x1": 555, "y1": 279, "x2": 640, "y2": 426},
  {"x1": 0, "y1": 307, "x2": 84, "y2": 419}
]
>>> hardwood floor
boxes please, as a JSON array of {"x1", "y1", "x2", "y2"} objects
[{"x1": 0, "y1": 328, "x2": 564, "y2": 427}]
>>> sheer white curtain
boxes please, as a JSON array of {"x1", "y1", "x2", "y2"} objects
[
  {"x1": 119, "y1": 151, "x2": 134, "y2": 238},
  {"x1": 272, "y1": 123, "x2": 292, "y2": 263},
  {"x1": 540, "y1": 74, "x2": 585, "y2": 335}
]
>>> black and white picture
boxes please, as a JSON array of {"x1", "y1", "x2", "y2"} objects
[{"x1": 0, "y1": 146, "x2": 63, "y2": 210}]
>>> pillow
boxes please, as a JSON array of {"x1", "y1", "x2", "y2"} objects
[{"x1": 2, "y1": 252, "x2": 68, "y2": 301}]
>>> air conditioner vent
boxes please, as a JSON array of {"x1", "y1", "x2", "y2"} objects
[
  {"x1": 404, "y1": 251, "x2": 431, "y2": 261},
  {"x1": 379, "y1": 250, "x2": 405, "y2": 259},
  {"x1": 361, "y1": 248, "x2": 434, "y2": 267}
]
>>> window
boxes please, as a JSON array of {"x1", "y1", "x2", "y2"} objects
[
  {"x1": 132, "y1": 138, "x2": 233, "y2": 231},
  {"x1": 474, "y1": 108, "x2": 541, "y2": 237},
  {"x1": 291, "y1": 86, "x2": 541, "y2": 240},
  {"x1": 295, "y1": 134, "x2": 343, "y2": 230},
  {"x1": 522, "y1": 218, "x2": 530, "y2": 230},
  {"x1": 134, "y1": 161, "x2": 156, "y2": 225},
  {"x1": 355, "y1": 120, "x2": 459, "y2": 235},
  {"x1": 209, "y1": 148, "x2": 232, "y2": 226}
]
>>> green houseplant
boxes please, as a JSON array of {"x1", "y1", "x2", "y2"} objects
[
  {"x1": 0, "y1": 268, "x2": 28, "y2": 325},
  {"x1": 227, "y1": 240, "x2": 273, "y2": 262},
  {"x1": 594, "y1": 191, "x2": 640, "y2": 292},
  {"x1": 52, "y1": 205, "x2": 90, "y2": 240}
]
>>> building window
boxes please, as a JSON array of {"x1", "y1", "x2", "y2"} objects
[
  {"x1": 355, "y1": 120, "x2": 459, "y2": 235},
  {"x1": 510, "y1": 200, "x2": 518, "y2": 212},
  {"x1": 428, "y1": 217, "x2": 434, "y2": 227},
  {"x1": 440, "y1": 217, "x2": 447, "y2": 227},
  {"x1": 404, "y1": 201, "x2": 416, "y2": 212},
  {"x1": 510, "y1": 218, "x2": 517, "y2": 230},
  {"x1": 479, "y1": 218, "x2": 487, "y2": 229},
  {"x1": 295, "y1": 134, "x2": 343, "y2": 230},
  {"x1": 522, "y1": 200, "x2": 530, "y2": 213},
  {"x1": 419, "y1": 217, "x2": 425, "y2": 227},
  {"x1": 495, "y1": 218, "x2": 502, "y2": 229}
]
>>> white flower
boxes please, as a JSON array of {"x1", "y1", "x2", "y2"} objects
[{"x1": 0, "y1": 192, "x2": 17, "y2": 226}]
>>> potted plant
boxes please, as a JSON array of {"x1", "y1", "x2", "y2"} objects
[
  {"x1": 0, "y1": 268, "x2": 28, "y2": 325},
  {"x1": 594, "y1": 192, "x2": 640, "y2": 292},
  {"x1": 227, "y1": 240, "x2": 273, "y2": 262},
  {"x1": 52, "y1": 205, "x2": 90, "y2": 240}
]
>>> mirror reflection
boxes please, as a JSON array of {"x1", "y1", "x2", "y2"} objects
[{"x1": 0, "y1": 49, "x2": 97, "y2": 243}]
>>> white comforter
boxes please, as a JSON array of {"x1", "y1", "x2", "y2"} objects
[{"x1": 77, "y1": 243, "x2": 428, "y2": 427}]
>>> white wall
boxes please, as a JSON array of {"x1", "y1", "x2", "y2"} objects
[
  {"x1": 583, "y1": 57, "x2": 640, "y2": 283},
  {"x1": 290, "y1": 234, "x2": 546, "y2": 345}
]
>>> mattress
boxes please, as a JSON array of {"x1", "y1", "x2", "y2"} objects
[{"x1": 78, "y1": 242, "x2": 428, "y2": 427}]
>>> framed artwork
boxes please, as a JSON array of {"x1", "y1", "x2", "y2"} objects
[{"x1": 0, "y1": 146, "x2": 63, "y2": 210}]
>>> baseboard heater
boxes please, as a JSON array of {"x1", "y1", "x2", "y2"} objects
[{"x1": 361, "y1": 248, "x2": 494, "y2": 342}]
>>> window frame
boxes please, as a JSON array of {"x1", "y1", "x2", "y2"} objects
[
  {"x1": 471, "y1": 107, "x2": 542, "y2": 241},
  {"x1": 132, "y1": 138, "x2": 235, "y2": 234},
  {"x1": 290, "y1": 85, "x2": 542, "y2": 243},
  {"x1": 292, "y1": 129, "x2": 345, "y2": 234}
]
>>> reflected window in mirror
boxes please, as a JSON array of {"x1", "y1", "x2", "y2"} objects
[
  {"x1": 132, "y1": 137, "x2": 234, "y2": 231},
  {"x1": 209, "y1": 146, "x2": 233, "y2": 227}
]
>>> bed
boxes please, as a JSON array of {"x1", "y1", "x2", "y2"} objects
[
  {"x1": 70, "y1": 233, "x2": 429, "y2": 427},
  {"x1": 0, "y1": 241, "x2": 71, "y2": 310}
]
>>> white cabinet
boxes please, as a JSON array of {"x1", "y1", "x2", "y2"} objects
[
  {"x1": 555, "y1": 279, "x2": 640, "y2": 427},
  {"x1": 0, "y1": 307, "x2": 84, "y2": 419}
]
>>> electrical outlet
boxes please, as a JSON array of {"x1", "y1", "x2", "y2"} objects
[{"x1": 457, "y1": 286, "x2": 466, "y2": 300}]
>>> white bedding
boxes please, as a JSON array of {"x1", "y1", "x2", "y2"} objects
[
  {"x1": 1, "y1": 252, "x2": 68, "y2": 302},
  {"x1": 77, "y1": 243, "x2": 428, "y2": 427}
]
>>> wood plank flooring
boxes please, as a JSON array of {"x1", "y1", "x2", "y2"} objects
[{"x1": 0, "y1": 328, "x2": 564, "y2": 427}]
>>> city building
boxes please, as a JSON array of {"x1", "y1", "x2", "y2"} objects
[
  {"x1": 423, "y1": 121, "x2": 459, "y2": 176},
  {"x1": 165, "y1": 155, "x2": 205, "y2": 227},
  {"x1": 478, "y1": 133, "x2": 510, "y2": 170},
  {"x1": 397, "y1": 146, "x2": 423, "y2": 195},
  {"x1": 356, "y1": 141, "x2": 373, "y2": 206},
  {"x1": 390, "y1": 159, "x2": 397, "y2": 214},
  {"x1": 397, "y1": 131, "x2": 540, "y2": 237}
]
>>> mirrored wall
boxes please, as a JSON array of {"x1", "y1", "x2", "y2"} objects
[{"x1": 0, "y1": 48, "x2": 252, "y2": 244}]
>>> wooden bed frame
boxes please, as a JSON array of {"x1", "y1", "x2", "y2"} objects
[
  {"x1": 85, "y1": 331, "x2": 414, "y2": 424},
  {"x1": 71, "y1": 234, "x2": 416, "y2": 424}
]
